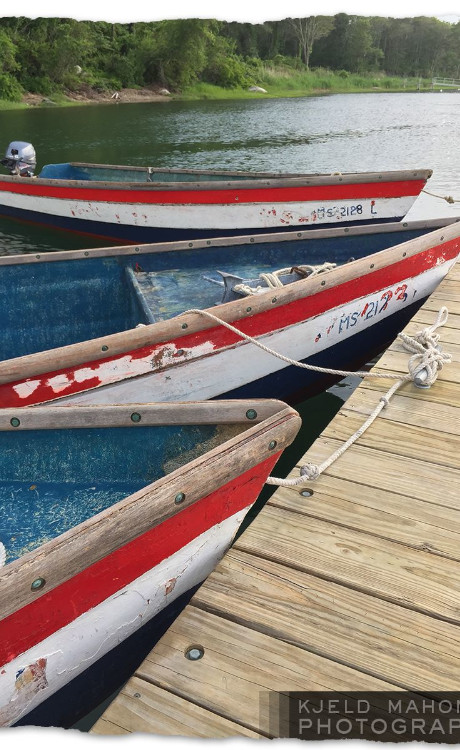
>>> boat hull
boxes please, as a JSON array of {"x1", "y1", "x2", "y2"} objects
[
  {"x1": 0, "y1": 402, "x2": 299, "y2": 726},
  {"x1": 0, "y1": 171, "x2": 428, "y2": 242},
  {"x1": 1, "y1": 226, "x2": 457, "y2": 408},
  {"x1": 0, "y1": 505, "x2": 253, "y2": 726}
]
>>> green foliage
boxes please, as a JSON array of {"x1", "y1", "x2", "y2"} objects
[
  {"x1": 0, "y1": 14, "x2": 459, "y2": 104},
  {"x1": 20, "y1": 75, "x2": 55, "y2": 95},
  {"x1": 0, "y1": 73, "x2": 22, "y2": 100}
]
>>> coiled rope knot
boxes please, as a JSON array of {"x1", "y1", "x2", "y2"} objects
[
  {"x1": 266, "y1": 463, "x2": 320, "y2": 486},
  {"x1": 265, "y1": 306, "x2": 451, "y2": 487},
  {"x1": 397, "y1": 306, "x2": 451, "y2": 387}
]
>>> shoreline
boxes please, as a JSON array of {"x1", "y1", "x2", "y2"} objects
[{"x1": 0, "y1": 83, "x2": 436, "y2": 111}]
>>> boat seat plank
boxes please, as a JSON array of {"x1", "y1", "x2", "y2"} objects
[{"x1": 124, "y1": 263, "x2": 290, "y2": 325}]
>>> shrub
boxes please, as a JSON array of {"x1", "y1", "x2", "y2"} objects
[{"x1": 0, "y1": 74, "x2": 23, "y2": 101}]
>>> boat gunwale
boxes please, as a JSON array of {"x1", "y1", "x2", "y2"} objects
[
  {"x1": 0, "y1": 217, "x2": 457, "y2": 268},
  {"x1": 0, "y1": 220, "x2": 459, "y2": 385},
  {"x1": 0, "y1": 402, "x2": 301, "y2": 621},
  {"x1": 0, "y1": 167, "x2": 433, "y2": 193}
]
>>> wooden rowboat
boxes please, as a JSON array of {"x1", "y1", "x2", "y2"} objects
[
  {"x1": 0, "y1": 399, "x2": 300, "y2": 726},
  {"x1": 0, "y1": 218, "x2": 459, "y2": 408},
  {"x1": 0, "y1": 148, "x2": 432, "y2": 242}
]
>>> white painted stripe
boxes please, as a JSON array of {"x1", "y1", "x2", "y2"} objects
[
  {"x1": 56, "y1": 261, "x2": 454, "y2": 406},
  {"x1": 0, "y1": 190, "x2": 415, "y2": 229},
  {"x1": 0, "y1": 507, "x2": 249, "y2": 726}
]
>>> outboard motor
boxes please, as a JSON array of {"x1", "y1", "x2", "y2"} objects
[{"x1": 1, "y1": 141, "x2": 36, "y2": 177}]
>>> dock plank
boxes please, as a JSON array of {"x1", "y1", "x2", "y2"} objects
[
  {"x1": 134, "y1": 605, "x2": 403, "y2": 736},
  {"x1": 193, "y1": 551, "x2": 460, "y2": 691},
  {"x1": 268, "y1": 477, "x2": 460, "y2": 561},
  {"x1": 235, "y1": 505, "x2": 460, "y2": 623},
  {"x1": 92, "y1": 676, "x2": 261, "y2": 738}
]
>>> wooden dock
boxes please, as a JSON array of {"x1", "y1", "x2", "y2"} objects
[{"x1": 91, "y1": 262, "x2": 460, "y2": 738}]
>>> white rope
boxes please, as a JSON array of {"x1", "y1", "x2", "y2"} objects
[
  {"x1": 181, "y1": 308, "x2": 406, "y2": 380},
  {"x1": 233, "y1": 262, "x2": 336, "y2": 297},
  {"x1": 179, "y1": 305, "x2": 450, "y2": 486},
  {"x1": 422, "y1": 188, "x2": 460, "y2": 205},
  {"x1": 0, "y1": 542, "x2": 6, "y2": 568},
  {"x1": 267, "y1": 307, "x2": 451, "y2": 486}
]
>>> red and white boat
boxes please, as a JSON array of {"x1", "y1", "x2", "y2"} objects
[
  {"x1": 0, "y1": 219, "x2": 459, "y2": 408},
  {"x1": 0, "y1": 400, "x2": 300, "y2": 726},
  {"x1": 0, "y1": 141, "x2": 431, "y2": 243}
]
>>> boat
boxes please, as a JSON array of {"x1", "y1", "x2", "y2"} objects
[
  {"x1": 0, "y1": 141, "x2": 432, "y2": 242},
  {"x1": 0, "y1": 218, "x2": 459, "y2": 408},
  {"x1": 0, "y1": 399, "x2": 300, "y2": 726}
]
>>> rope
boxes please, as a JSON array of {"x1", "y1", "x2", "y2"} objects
[
  {"x1": 0, "y1": 542, "x2": 6, "y2": 568},
  {"x1": 267, "y1": 307, "x2": 451, "y2": 486},
  {"x1": 422, "y1": 188, "x2": 459, "y2": 205},
  {"x1": 181, "y1": 308, "x2": 406, "y2": 381},
  {"x1": 179, "y1": 305, "x2": 450, "y2": 486},
  {"x1": 233, "y1": 262, "x2": 336, "y2": 297}
]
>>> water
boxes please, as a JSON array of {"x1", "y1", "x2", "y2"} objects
[
  {"x1": 0, "y1": 91, "x2": 460, "y2": 254},
  {"x1": 2, "y1": 91, "x2": 460, "y2": 729}
]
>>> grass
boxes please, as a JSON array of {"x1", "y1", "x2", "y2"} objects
[
  {"x1": 181, "y1": 68, "x2": 432, "y2": 100},
  {"x1": 0, "y1": 99, "x2": 28, "y2": 110},
  {"x1": 0, "y1": 67, "x2": 433, "y2": 109}
]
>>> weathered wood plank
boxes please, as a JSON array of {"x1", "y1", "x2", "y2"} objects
[
  {"x1": 193, "y1": 550, "x2": 460, "y2": 690},
  {"x1": 422, "y1": 296, "x2": 460, "y2": 316},
  {"x1": 235, "y1": 505, "x2": 460, "y2": 622},
  {"x1": 91, "y1": 676, "x2": 261, "y2": 737},
  {"x1": 268, "y1": 475, "x2": 460, "y2": 561},
  {"x1": 0, "y1": 400, "x2": 288, "y2": 430},
  {"x1": 359, "y1": 376, "x2": 460, "y2": 406},
  {"x1": 134, "y1": 604, "x2": 401, "y2": 736},
  {"x1": 322, "y1": 405, "x2": 460, "y2": 467},
  {"x1": 342, "y1": 385, "x2": 460, "y2": 435},
  {"x1": 403, "y1": 302, "x2": 460, "y2": 326},
  {"x1": 90, "y1": 719, "x2": 131, "y2": 735},
  {"x1": 292, "y1": 435, "x2": 460, "y2": 509}
]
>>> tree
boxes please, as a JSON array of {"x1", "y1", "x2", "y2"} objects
[{"x1": 287, "y1": 16, "x2": 333, "y2": 68}]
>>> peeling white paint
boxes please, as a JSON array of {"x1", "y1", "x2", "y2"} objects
[
  {"x1": 0, "y1": 508, "x2": 250, "y2": 726},
  {"x1": 0, "y1": 190, "x2": 417, "y2": 230},
  {"x1": 69, "y1": 342, "x2": 215, "y2": 387},
  {"x1": 12, "y1": 380, "x2": 41, "y2": 399},
  {"x1": 46, "y1": 373, "x2": 72, "y2": 393}
]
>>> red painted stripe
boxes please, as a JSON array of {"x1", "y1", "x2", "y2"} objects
[
  {"x1": 0, "y1": 179, "x2": 426, "y2": 205},
  {"x1": 0, "y1": 452, "x2": 279, "y2": 666},
  {"x1": 1, "y1": 238, "x2": 458, "y2": 408}
]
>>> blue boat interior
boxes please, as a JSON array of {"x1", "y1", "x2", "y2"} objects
[
  {"x1": 38, "y1": 163, "x2": 260, "y2": 183},
  {"x1": 0, "y1": 226, "x2": 431, "y2": 361},
  {"x1": 0, "y1": 421, "x2": 242, "y2": 564}
]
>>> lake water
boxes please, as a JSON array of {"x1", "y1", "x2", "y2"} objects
[
  {"x1": 0, "y1": 91, "x2": 460, "y2": 253},
  {"x1": 2, "y1": 91, "x2": 460, "y2": 728}
]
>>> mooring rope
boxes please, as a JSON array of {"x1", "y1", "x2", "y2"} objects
[
  {"x1": 179, "y1": 306, "x2": 451, "y2": 486},
  {"x1": 0, "y1": 542, "x2": 6, "y2": 568},
  {"x1": 422, "y1": 188, "x2": 460, "y2": 205}
]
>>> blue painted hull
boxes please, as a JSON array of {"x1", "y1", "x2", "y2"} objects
[{"x1": 0, "y1": 224, "x2": 441, "y2": 362}]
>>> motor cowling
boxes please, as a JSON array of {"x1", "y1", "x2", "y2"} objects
[{"x1": 1, "y1": 141, "x2": 36, "y2": 177}]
